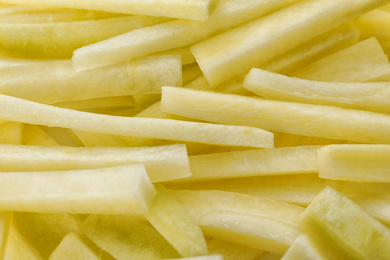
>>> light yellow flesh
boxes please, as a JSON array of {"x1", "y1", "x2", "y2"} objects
[
  {"x1": 0, "y1": 121, "x2": 22, "y2": 144},
  {"x1": 72, "y1": 0, "x2": 301, "y2": 71},
  {"x1": 290, "y1": 37, "x2": 390, "y2": 82},
  {"x1": 0, "y1": 55, "x2": 181, "y2": 104},
  {"x1": 0, "y1": 212, "x2": 12, "y2": 260},
  {"x1": 192, "y1": 0, "x2": 389, "y2": 86},
  {"x1": 301, "y1": 187, "x2": 390, "y2": 260},
  {"x1": 244, "y1": 67, "x2": 390, "y2": 114},
  {"x1": 81, "y1": 214, "x2": 180, "y2": 260},
  {"x1": 22, "y1": 124, "x2": 59, "y2": 146},
  {"x1": 0, "y1": 94, "x2": 274, "y2": 148},
  {"x1": 49, "y1": 232, "x2": 101, "y2": 260},
  {"x1": 318, "y1": 144, "x2": 390, "y2": 182},
  {"x1": 146, "y1": 184, "x2": 207, "y2": 257},
  {"x1": 0, "y1": 164, "x2": 156, "y2": 214},
  {"x1": 161, "y1": 86, "x2": 390, "y2": 144},
  {"x1": 281, "y1": 234, "x2": 328, "y2": 260}
]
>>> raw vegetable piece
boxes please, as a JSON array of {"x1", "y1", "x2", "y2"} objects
[
  {"x1": 0, "y1": 164, "x2": 156, "y2": 214},
  {"x1": 81, "y1": 214, "x2": 180, "y2": 260},
  {"x1": 146, "y1": 184, "x2": 207, "y2": 257},
  {"x1": 207, "y1": 237, "x2": 266, "y2": 260},
  {"x1": 0, "y1": 4, "x2": 59, "y2": 15},
  {"x1": 318, "y1": 144, "x2": 390, "y2": 182},
  {"x1": 39, "y1": 126, "x2": 83, "y2": 147},
  {"x1": 0, "y1": 121, "x2": 22, "y2": 144},
  {"x1": 22, "y1": 124, "x2": 59, "y2": 146},
  {"x1": 161, "y1": 86, "x2": 390, "y2": 144},
  {"x1": 259, "y1": 253, "x2": 282, "y2": 260},
  {"x1": 0, "y1": 55, "x2": 181, "y2": 104},
  {"x1": 0, "y1": 212, "x2": 12, "y2": 260},
  {"x1": 14, "y1": 212, "x2": 83, "y2": 259},
  {"x1": 191, "y1": 0, "x2": 390, "y2": 86},
  {"x1": 175, "y1": 145, "x2": 320, "y2": 182},
  {"x1": 354, "y1": 10, "x2": 390, "y2": 53},
  {"x1": 301, "y1": 186, "x2": 390, "y2": 260},
  {"x1": 49, "y1": 232, "x2": 101, "y2": 260},
  {"x1": 244, "y1": 67, "x2": 390, "y2": 114},
  {"x1": 72, "y1": 0, "x2": 300, "y2": 71},
  {"x1": 172, "y1": 190, "x2": 303, "y2": 253},
  {"x1": 4, "y1": 222, "x2": 44, "y2": 260},
  {"x1": 273, "y1": 131, "x2": 347, "y2": 148},
  {"x1": 0, "y1": 144, "x2": 191, "y2": 183},
  {"x1": 0, "y1": 15, "x2": 167, "y2": 58},
  {"x1": 262, "y1": 22, "x2": 359, "y2": 75},
  {"x1": 281, "y1": 234, "x2": 328, "y2": 260},
  {"x1": 0, "y1": 49, "x2": 53, "y2": 69},
  {"x1": 0, "y1": 94, "x2": 274, "y2": 148},
  {"x1": 157, "y1": 46, "x2": 195, "y2": 65},
  {"x1": 0, "y1": 0, "x2": 213, "y2": 21},
  {"x1": 198, "y1": 210, "x2": 301, "y2": 254},
  {"x1": 290, "y1": 37, "x2": 390, "y2": 82},
  {"x1": 72, "y1": 130, "x2": 128, "y2": 147},
  {"x1": 165, "y1": 255, "x2": 223, "y2": 260},
  {"x1": 182, "y1": 63, "x2": 203, "y2": 85},
  {"x1": 0, "y1": 9, "x2": 121, "y2": 23},
  {"x1": 54, "y1": 96, "x2": 135, "y2": 111}
]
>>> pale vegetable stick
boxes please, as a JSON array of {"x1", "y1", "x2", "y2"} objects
[
  {"x1": 301, "y1": 187, "x2": 390, "y2": 260},
  {"x1": 161, "y1": 86, "x2": 390, "y2": 144},
  {"x1": 198, "y1": 210, "x2": 301, "y2": 254},
  {"x1": 145, "y1": 184, "x2": 207, "y2": 257},
  {"x1": 0, "y1": 212, "x2": 12, "y2": 260},
  {"x1": 172, "y1": 190, "x2": 304, "y2": 254},
  {"x1": 0, "y1": 0, "x2": 213, "y2": 21},
  {"x1": 0, "y1": 94, "x2": 274, "y2": 148},
  {"x1": 281, "y1": 234, "x2": 328, "y2": 260},
  {"x1": 0, "y1": 15, "x2": 167, "y2": 58},
  {"x1": 0, "y1": 164, "x2": 156, "y2": 214},
  {"x1": 0, "y1": 49, "x2": 54, "y2": 69},
  {"x1": 290, "y1": 37, "x2": 390, "y2": 82},
  {"x1": 0, "y1": 55, "x2": 181, "y2": 104},
  {"x1": 81, "y1": 215, "x2": 180, "y2": 260},
  {"x1": 54, "y1": 96, "x2": 135, "y2": 111},
  {"x1": 22, "y1": 125, "x2": 59, "y2": 146},
  {"x1": 273, "y1": 132, "x2": 347, "y2": 148},
  {"x1": 262, "y1": 22, "x2": 359, "y2": 74},
  {"x1": 0, "y1": 144, "x2": 191, "y2": 182},
  {"x1": 318, "y1": 144, "x2": 390, "y2": 182},
  {"x1": 72, "y1": 130, "x2": 127, "y2": 147},
  {"x1": 0, "y1": 122, "x2": 22, "y2": 144},
  {"x1": 244, "y1": 68, "x2": 390, "y2": 114},
  {"x1": 175, "y1": 146, "x2": 320, "y2": 182},
  {"x1": 0, "y1": 4, "x2": 59, "y2": 15},
  {"x1": 49, "y1": 232, "x2": 101, "y2": 260},
  {"x1": 14, "y1": 213, "x2": 83, "y2": 259},
  {"x1": 191, "y1": 0, "x2": 389, "y2": 86},
  {"x1": 0, "y1": 9, "x2": 120, "y2": 23},
  {"x1": 157, "y1": 46, "x2": 195, "y2": 65},
  {"x1": 207, "y1": 238, "x2": 266, "y2": 260},
  {"x1": 72, "y1": 0, "x2": 300, "y2": 71},
  {"x1": 40, "y1": 126, "x2": 83, "y2": 147},
  {"x1": 4, "y1": 222, "x2": 44, "y2": 260}
]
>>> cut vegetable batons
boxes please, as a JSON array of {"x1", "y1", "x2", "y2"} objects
[
  {"x1": 301, "y1": 187, "x2": 390, "y2": 260},
  {"x1": 81, "y1": 215, "x2": 180, "y2": 260},
  {"x1": 0, "y1": 55, "x2": 181, "y2": 104},
  {"x1": 175, "y1": 145, "x2": 320, "y2": 182},
  {"x1": 0, "y1": 15, "x2": 167, "y2": 58},
  {"x1": 0, "y1": 144, "x2": 191, "y2": 183},
  {"x1": 0, "y1": 212, "x2": 12, "y2": 259},
  {"x1": 0, "y1": 9, "x2": 121, "y2": 23},
  {"x1": 355, "y1": 10, "x2": 390, "y2": 54},
  {"x1": 54, "y1": 96, "x2": 135, "y2": 111},
  {"x1": 0, "y1": 164, "x2": 156, "y2": 214},
  {"x1": 0, "y1": 121, "x2": 22, "y2": 144},
  {"x1": 207, "y1": 238, "x2": 266, "y2": 260},
  {"x1": 0, "y1": 49, "x2": 52, "y2": 69},
  {"x1": 0, "y1": 94, "x2": 274, "y2": 148},
  {"x1": 244, "y1": 67, "x2": 390, "y2": 114},
  {"x1": 262, "y1": 22, "x2": 359, "y2": 74},
  {"x1": 49, "y1": 232, "x2": 101, "y2": 260},
  {"x1": 290, "y1": 37, "x2": 390, "y2": 82},
  {"x1": 161, "y1": 86, "x2": 390, "y2": 144},
  {"x1": 172, "y1": 190, "x2": 304, "y2": 254},
  {"x1": 0, "y1": 0, "x2": 213, "y2": 20},
  {"x1": 72, "y1": 0, "x2": 300, "y2": 71},
  {"x1": 281, "y1": 234, "x2": 328, "y2": 260},
  {"x1": 192, "y1": 0, "x2": 390, "y2": 86},
  {"x1": 22, "y1": 125, "x2": 59, "y2": 146},
  {"x1": 318, "y1": 144, "x2": 390, "y2": 182},
  {"x1": 146, "y1": 184, "x2": 207, "y2": 257},
  {"x1": 4, "y1": 222, "x2": 44, "y2": 260}
]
